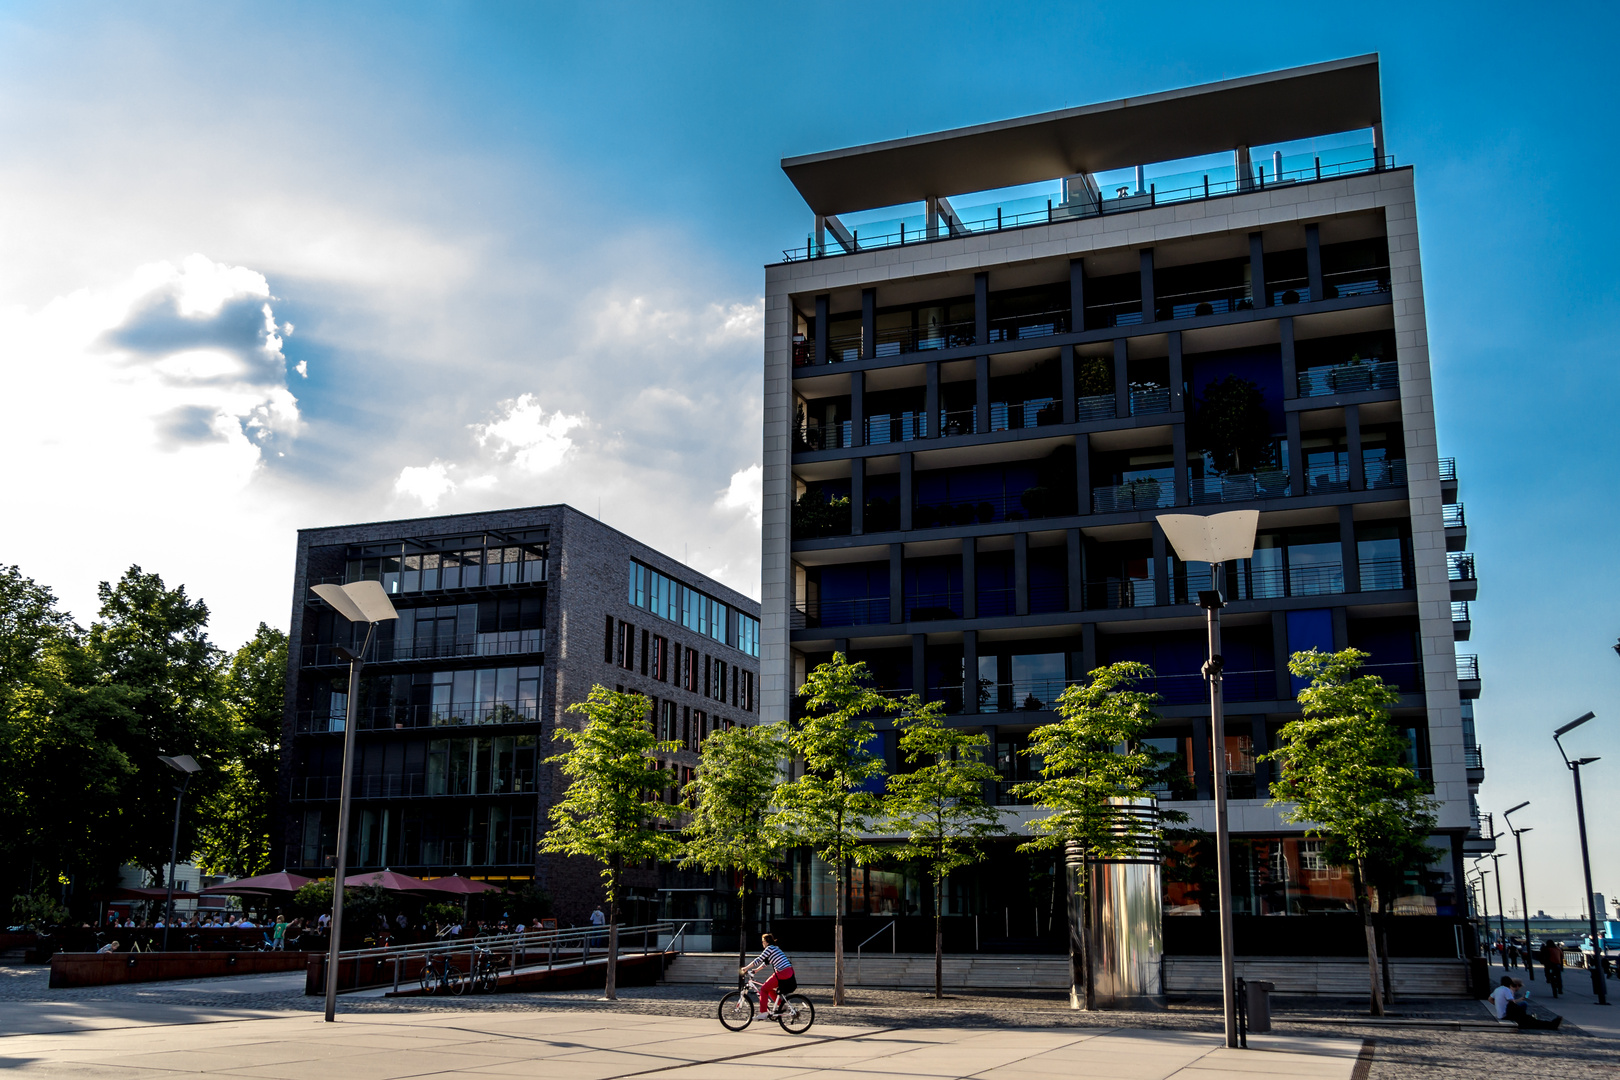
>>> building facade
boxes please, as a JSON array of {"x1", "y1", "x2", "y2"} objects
[
  {"x1": 761, "y1": 56, "x2": 1486, "y2": 947},
  {"x1": 278, "y1": 505, "x2": 761, "y2": 926}
]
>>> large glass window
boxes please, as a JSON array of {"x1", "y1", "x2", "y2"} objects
[{"x1": 628, "y1": 560, "x2": 736, "y2": 648}]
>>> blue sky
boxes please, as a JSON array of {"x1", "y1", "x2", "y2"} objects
[{"x1": 0, "y1": 1, "x2": 1615, "y2": 914}]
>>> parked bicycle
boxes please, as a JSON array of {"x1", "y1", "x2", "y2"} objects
[
  {"x1": 718, "y1": 974, "x2": 814, "y2": 1033},
  {"x1": 419, "y1": 952, "x2": 465, "y2": 996},
  {"x1": 468, "y1": 945, "x2": 505, "y2": 993}
]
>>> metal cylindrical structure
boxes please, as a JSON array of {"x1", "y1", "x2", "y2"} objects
[{"x1": 1086, "y1": 798, "x2": 1165, "y2": 1009}]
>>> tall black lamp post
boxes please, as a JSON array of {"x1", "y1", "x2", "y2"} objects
[
  {"x1": 1503, "y1": 801, "x2": 1534, "y2": 981},
  {"x1": 157, "y1": 753, "x2": 202, "y2": 952},
  {"x1": 1554, "y1": 710, "x2": 1608, "y2": 1005}
]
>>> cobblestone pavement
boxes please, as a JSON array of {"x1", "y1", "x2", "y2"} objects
[{"x1": 3, "y1": 965, "x2": 1614, "y2": 1077}]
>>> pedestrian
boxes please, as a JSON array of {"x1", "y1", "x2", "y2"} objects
[
  {"x1": 1490, "y1": 977, "x2": 1561, "y2": 1030},
  {"x1": 272, "y1": 915, "x2": 287, "y2": 951},
  {"x1": 1506, "y1": 941, "x2": 1518, "y2": 969},
  {"x1": 1541, "y1": 940, "x2": 1565, "y2": 998}
]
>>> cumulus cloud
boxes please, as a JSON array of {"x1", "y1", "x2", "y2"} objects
[
  {"x1": 394, "y1": 460, "x2": 456, "y2": 508},
  {"x1": 718, "y1": 464, "x2": 763, "y2": 527},
  {"x1": 472, "y1": 393, "x2": 585, "y2": 474}
]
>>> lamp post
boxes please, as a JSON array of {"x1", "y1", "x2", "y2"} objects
[
  {"x1": 1554, "y1": 710, "x2": 1608, "y2": 1004},
  {"x1": 1470, "y1": 863, "x2": 1491, "y2": 952},
  {"x1": 1488, "y1": 850, "x2": 1507, "y2": 964},
  {"x1": 1503, "y1": 801, "x2": 1534, "y2": 981},
  {"x1": 157, "y1": 753, "x2": 202, "y2": 952},
  {"x1": 309, "y1": 580, "x2": 399, "y2": 1023},
  {"x1": 1157, "y1": 509, "x2": 1258, "y2": 1049}
]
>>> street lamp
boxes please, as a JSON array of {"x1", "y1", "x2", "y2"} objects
[
  {"x1": 309, "y1": 579, "x2": 399, "y2": 1023},
  {"x1": 1488, "y1": 849, "x2": 1508, "y2": 963},
  {"x1": 1470, "y1": 862, "x2": 1492, "y2": 950},
  {"x1": 157, "y1": 753, "x2": 202, "y2": 952},
  {"x1": 1503, "y1": 801, "x2": 1534, "y2": 982},
  {"x1": 1157, "y1": 509, "x2": 1258, "y2": 1049},
  {"x1": 1554, "y1": 710, "x2": 1608, "y2": 1004}
]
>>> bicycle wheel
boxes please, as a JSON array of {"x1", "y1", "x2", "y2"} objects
[
  {"x1": 777, "y1": 995, "x2": 814, "y2": 1034},
  {"x1": 419, "y1": 966, "x2": 438, "y2": 995},
  {"x1": 717, "y1": 990, "x2": 754, "y2": 1031},
  {"x1": 444, "y1": 964, "x2": 465, "y2": 995}
]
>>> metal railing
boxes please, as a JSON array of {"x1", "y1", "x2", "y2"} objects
[
  {"x1": 1438, "y1": 457, "x2": 1457, "y2": 482},
  {"x1": 1129, "y1": 386, "x2": 1171, "y2": 415},
  {"x1": 1157, "y1": 283, "x2": 1252, "y2": 321},
  {"x1": 1452, "y1": 601, "x2": 1471, "y2": 623},
  {"x1": 1297, "y1": 357, "x2": 1398, "y2": 397},
  {"x1": 1457, "y1": 654, "x2": 1480, "y2": 682},
  {"x1": 1270, "y1": 277, "x2": 1311, "y2": 306},
  {"x1": 1076, "y1": 393, "x2": 1116, "y2": 422},
  {"x1": 295, "y1": 701, "x2": 542, "y2": 735},
  {"x1": 905, "y1": 591, "x2": 964, "y2": 621},
  {"x1": 1188, "y1": 471, "x2": 1290, "y2": 505},
  {"x1": 1082, "y1": 577, "x2": 1158, "y2": 610},
  {"x1": 1443, "y1": 503, "x2": 1466, "y2": 528},
  {"x1": 793, "y1": 596, "x2": 890, "y2": 628},
  {"x1": 1448, "y1": 552, "x2": 1476, "y2": 581},
  {"x1": 912, "y1": 489, "x2": 1072, "y2": 528},
  {"x1": 979, "y1": 678, "x2": 1070, "y2": 713},
  {"x1": 1092, "y1": 478, "x2": 1175, "y2": 513},
  {"x1": 1356, "y1": 557, "x2": 1412, "y2": 593},
  {"x1": 865, "y1": 412, "x2": 930, "y2": 444},
  {"x1": 796, "y1": 419, "x2": 855, "y2": 451},
  {"x1": 287, "y1": 770, "x2": 539, "y2": 801},
  {"x1": 854, "y1": 919, "x2": 897, "y2": 983},
  {"x1": 987, "y1": 308, "x2": 1069, "y2": 342},
  {"x1": 783, "y1": 154, "x2": 1393, "y2": 261},
  {"x1": 938, "y1": 406, "x2": 976, "y2": 437},
  {"x1": 1465, "y1": 745, "x2": 1484, "y2": 771},
  {"x1": 1321, "y1": 265, "x2": 1391, "y2": 298},
  {"x1": 989, "y1": 397, "x2": 1063, "y2": 431},
  {"x1": 302, "y1": 631, "x2": 544, "y2": 668},
  {"x1": 1365, "y1": 457, "x2": 1407, "y2": 490},
  {"x1": 1085, "y1": 298, "x2": 1144, "y2": 328}
]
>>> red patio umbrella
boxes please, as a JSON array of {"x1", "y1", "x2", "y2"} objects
[
  {"x1": 198, "y1": 872, "x2": 314, "y2": 897},
  {"x1": 416, "y1": 875, "x2": 504, "y2": 896},
  {"x1": 342, "y1": 870, "x2": 434, "y2": 892}
]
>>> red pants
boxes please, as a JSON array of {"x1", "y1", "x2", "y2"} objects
[{"x1": 760, "y1": 971, "x2": 783, "y2": 1011}]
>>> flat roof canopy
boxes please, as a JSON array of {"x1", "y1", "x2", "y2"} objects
[{"x1": 782, "y1": 55, "x2": 1382, "y2": 216}]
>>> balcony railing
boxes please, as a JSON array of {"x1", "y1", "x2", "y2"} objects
[
  {"x1": 1457, "y1": 654, "x2": 1480, "y2": 682},
  {"x1": 1465, "y1": 745, "x2": 1484, "y2": 771},
  {"x1": 1082, "y1": 577, "x2": 1158, "y2": 609},
  {"x1": 1364, "y1": 457, "x2": 1407, "y2": 490},
  {"x1": 913, "y1": 489, "x2": 1072, "y2": 528},
  {"x1": 1189, "y1": 471, "x2": 1290, "y2": 505},
  {"x1": 905, "y1": 591, "x2": 964, "y2": 621},
  {"x1": 1085, "y1": 298, "x2": 1144, "y2": 328},
  {"x1": 301, "y1": 630, "x2": 544, "y2": 668},
  {"x1": 1157, "y1": 283, "x2": 1252, "y2": 321},
  {"x1": 1306, "y1": 461, "x2": 1351, "y2": 494},
  {"x1": 783, "y1": 154, "x2": 1393, "y2": 262},
  {"x1": 1322, "y1": 265, "x2": 1391, "y2": 299},
  {"x1": 1270, "y1": 277, "x2": 1311, "y2": 306},
  {"x1": 1438, "y1": 457, "x2": 1457, "y2": 482},
  {"x1": 1448, "y1": 552, "x2": 1476, "y2": 581},
  {"x1": 1076, "y1": 393, "x2": 1115, "y2": 422},
  {"x1": 793, "y1": 596, "x2": 890, "y2": 629},
  {"x1": 1443, "y1": 503, "x2": 1465, "y2": 528},
  {"x1": 988, "y1": 308, "x2": 1069, "y2": 342},
  {"x1": 1297, "y1": 358, "x2": 1398, "y2": 398},
  {"x1": 1092, "y1": 478, "x2": 1175, "y2": 513},
  {"x1": 1452, "y1": 601, "x2": 1470, "y2": 623},
  {"x1": 1129, "y1": 385, "x2": 1171, "y2": 416},
  {"x1": 980, "y1": 678, "x2": 1070, "y2": 713},
  {"x1": 938, "y1": 407, "x2": 976, "y2": 437},
  {"x1": 1356, "y1": 557, "x2": 1412, "y2": 593},
  {"x1": 865, "y1": 412, "x2": 930, "y2": 445},
  {"x1": 288, "y1": 770, "x2": 538, "y2": 802},
  {"x1": 989, "y1": 397, "x2": 1064, "y2": 431},
  {"x1": 295, "y1": 701, "x2": 542, "y2": 735},
  {"x1": 1228, "y1": 562, "x2": 1345, "y2": 600}
]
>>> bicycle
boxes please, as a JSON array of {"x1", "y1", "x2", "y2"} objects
[
  {"x1": 718, "y1": 973, "x2": 814, "y2": 1034},
  {"x1": 418, "y1": 952, "x2": 465, "y2": 995},
  {"x1": 468, "y1": 945, "x2": 505, "y2": 993}
]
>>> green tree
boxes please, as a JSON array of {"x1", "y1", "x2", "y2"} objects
[
  {"x1": 1264, "y1": 648, "x2": 1438, "y2": 1016},
  {"x1": 884, "y1": 697, "x2": 1003, "y2": 999},
  {"x1": 768, "y1": 653, "x2": 891, "y2": 1005},
  {"x1": 194, "y1": 624, "x2": 288, "y2": 878},
  {"x1": 1192, "y1": 375, "x2": 1274, "y2": 474},
  {"x1": 681, "y1": 721, "x2": 786, "y2": 977},
  {"x1": 86, "y1": 567, "x2": 234, "y2": 881},
  {"x1": 540, "y1": 686, "x2": 681, "y2": 999},
  {"x1": 1014, "y1": 662, "x2": 1161, "y2": 1010}
]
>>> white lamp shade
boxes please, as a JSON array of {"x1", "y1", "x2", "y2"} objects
[
  {"x1": 311, "y1": 580, "x2": 400, "y2": 624},
  {"x1": 1156, "y1": 510, "x2": 1260, "y2": 564}
]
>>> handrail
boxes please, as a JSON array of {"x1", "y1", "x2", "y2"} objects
[
  {"x1": 854, "y1": 919, "x2": 897, "y2": 984},
  {"x1": 370, "y1": 920, "x2": 681, "y2": 994}
]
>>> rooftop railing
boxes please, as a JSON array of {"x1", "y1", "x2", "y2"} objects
[{"x1": 783, "y1": 154, "x2": 1394, "y2": 261}]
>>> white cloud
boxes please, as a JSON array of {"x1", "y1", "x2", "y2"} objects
[
  {"x1": 718, "y1": 464, "x2": 763, "y2": 527},
  {"x1": 393, "y1": 460, "x2": 456, "y2": 508},
  {"x1": 472, "y1": 394, "x2": 585, "y2": 474}
]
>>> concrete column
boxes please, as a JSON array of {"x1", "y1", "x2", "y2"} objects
[
  {"x1": 1191, "y1": 716, "x2": 1212, "y2": 800},
  {"x1": 961, "y1": 537, "x2": 977, "y2": 620},
  {"x1": 1172, "y1": 424, "x2": 1189, "y2": 507},
  {"x1": 833, "y1": 637, "x2": 849, "y2": 657},
  {"x1": 1252, "y1": 715, "x2": 1270, "y2": 798},
  {"x1": 1271, "y1": 610, "x2": 1291, "y2": 701},
  {"x1": 861, "y1": 287, "x2": 876, "y2": 361},
  {"x1": 925, "y1": 362, "x2": 940, "y2": 438},
  {"x1": 1014, "y1": 533, "x2": 1030, "y2": 617},
  {"x1": 850, "y1": 457, "x2": 865, "y2": 535},
  {"x1": 1305, "y1": 224, "x2": 1324, "y2": 302},
  {"x1": 889, "y1": 545, "x2": 904, "y2": 625},
  {"x1": 1151, "y1": 520, "x2": 1169, "y2": 607},
  {"x1": 850, "y1": 370, "x2": 865, "y2": 448},
  {"x1": 1168, "y1": 331, "x2": 1184, "y2": 413},
  {"x1": 1113, "y1": 338, "x2": 1130, "y2": 419},
  {"x1": 899, "y1": 453, "x2": 914, "y2": 532},
  {"x1": 980, "y1": 724, "x2": 997, "y2": 803},
  {"x1": 1076, "y1": 436, "x2": 1092, "y2": 517},
  {"x1": 1345, "y1": 403, "x2": 1364, "y2": 491},
  {"x1": 814, "y1": 295, "x2": 829, "y2": 366},
  {"x1": 975, "y1": 354, "x2": 991, "y2": 433},
  {"x1": 1069, "y1": 258, "x2": 1086, "y2": 332},
  {"x1": 975, "y1": 272, "x2": 989, "y2": 346},
  {"x1": 1081, "y1": 622, "x2": 1097, "y2": 674},
  {"x1": 1139, "y1": 249, "x2": 1156, "y2": 323},
  {"x1": 1331, "y1": 606, "x2": 1349, "y2": 652},
  {"x1": 1280, "y1": 317, "x2": 1297, "y2": 400},
  {"x1": 912, "y1": 634, "x2": 927, "y2": 697},
  {"x1": 1285, "y1": 411, "x2": 1303, "y2": 497},
  {"x1": 1235, "y1": 146, "x2": 1253, "y2": 191},
  {"x1": 1067, "y1": 528, "x2": 1084, "y2": 611},
  {"x1": 1340, "y1": 503, "x2": 1360, "y2": 595},
  {"x1": 1060, "y1": 344, "x2": 1077, "y2": 424},
  {"x1": 925, "y1": 196, "x2": 940, "y2": 240},
  {"x1": 1249, "y1": 232, "x2": 1268, "y2": 308},
  {"x1": 963, "y1": 630, "x2": 980, "y2": 715}
]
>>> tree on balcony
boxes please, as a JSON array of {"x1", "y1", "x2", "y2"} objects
[
  {"x1": 1264, "y1": 648, "x2": 1437, "y2": 1017},
  {"x1": 541, "y1": 686, "x2": 681, "y2": 1000},
  {"x1": 1191, "y1": 375, "x2": 1274, "y2": 474},
  {"x1": 884, "y1": 697, "x2": 1003, "y2": 999},
  {"x1": 682, "y1": 722, "x2": 786, "y2": 982},
  {"x1": 1014, "y1": 661, "x2": 1161, "y2": 1010},
  {"x1": 769, "y1": 653, "x2": 892, "y2": 1005}
]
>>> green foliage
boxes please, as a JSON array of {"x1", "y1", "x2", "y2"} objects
[
  {"x1": 1075, "y1": 356, "x2": 1113, "y2": 396},
  {"x1": 884, "y1": 697, "x2": 1003, "y2": 886},
  {"x1": 500, "y1": 881, "x2": 554, "y2": 921},
  {"x1": 11, "y1": 889, "x2": 70, "y2": 928},
  {"x1": 1192, "y1": 375, "x2": 1274, "y2": 474},
  {"x1": 540, "y1": 686, "x2": 682, "y2": 909},
  {"x1": 793, "y1": 491, "x2": 852, "y2": 538},
  {"x1": 194, "y1": 624, "x2": 287, "y2": 878},
  {"x1": 682, "y1": 722, "x2": 786, "y2": 887},
  {"x1": 1014, "y1": 662, "x2": 1162, "y2": 859},
  {"x1": 290, "y1": 880, "x2": 400, "y2": 930},
  {"x1": 292, "y1": 879, "x2": 334, "y2": 917}
]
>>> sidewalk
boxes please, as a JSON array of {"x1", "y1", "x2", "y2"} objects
[{"x1": 1490, "y1": 959, "x2": 1618, "y2": 1039}]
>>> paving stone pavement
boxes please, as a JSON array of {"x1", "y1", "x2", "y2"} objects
[{"x1": 2, "y1": 965, "x2": 1614, "y2": 1077}]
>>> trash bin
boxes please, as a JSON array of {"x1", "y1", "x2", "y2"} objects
[{"x1": 1245, "y1": 980, "x2": 1274, "y2": 1033}]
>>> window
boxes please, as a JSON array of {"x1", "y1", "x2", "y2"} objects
[
  {"x1": 640, "y1": 629, "x2": 650, "y2": 676},
  {"x1": 617, "y1": 621, "x2": 635, "y2": 670},
  {"x1": 711, "y1": 658, "x2": 728, "y2": 702},
  {"x1": 652, "y1": 635, "x2": 668, "y2": 681},
  {"x1": 658, "y1": 699, "x2": 678, "y2": 742},
  {"x1": 628, "y1": 560, "x2": 736, "y2": 649},
  {"x1": 740, "y1": 670, "x2": 755, "y2": 712},
  {"x1": 692, "y1": 710, "x2": 706, "y2": 750},
  {"x1": 681, "y1": 647, "x2": 699, "y2": 693},
  {"x1": 604, "y1": 615, "x2": 614, "y2": 663},
  {"x1": 737, "y1": 613, "x2": 760, "y2": 658}
]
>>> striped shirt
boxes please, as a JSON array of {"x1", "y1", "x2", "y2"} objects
[{"x1": 756, "y1": 945, "x2": 793, "y2": 973}]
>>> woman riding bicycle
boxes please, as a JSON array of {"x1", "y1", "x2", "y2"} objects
[{"x1": 741, "y1": 934, "x2": 796, "y2": 1018}]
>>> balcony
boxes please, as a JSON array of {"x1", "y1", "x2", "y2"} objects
[
  {"x1": 1456, "y1": 653, "x2": 1481, "y2": 698},
  {"x1": 301, "y1": 629, "x2": 544, "y2": 669},
  {"x1": 792, "y1": 596, "x2": 889, "y2": 629},
  {"x1": 1156, "y1": 283, "x2": 1252, "y2": 321},
  {"x1": 1448, "y1": 552, "x2": 1478, "y2": 602},
  {"x1": 905, "y1": 591, "x2": 964, "y2": 622},
  {"x1": 1444, "y1": 503, "x2": 1467, "y2": 549},
  {"x1": 1093, "y1": 478, "x2": 1175, "y2": 513},
  {"x1": 1452, "y1": 601, "x2": 1472, "y2": 641},
  {"x1": 1364, "y1": 457, "x2": 1407, "y2": 490},
  {"x1": 1076, "y1": 394, "x2": 1115, "y2": 422},
  {"x1": 1297, "y1": 358, "x2": 1398, "y2": 398},
  {"x1": 295, "y1": 701, "x2": 542, "y2": 735},
  {"x1": 1189, "y1": 471, "x2": 1290, "y2": 505},
  {"x1": 989, "y1": 398, "x2": 1064, "y2": 431},
  {"x1": 1129, "y1": 385, "x2": 1171, "y2": 416},
  {"x1": 1439, "y1": 457, "x2": 1458, "y2": 501},
  {"x1": 288, "y1": 770, "x2": 538, "y2": 802},
  {"x1": 1466, "y1": 743, "x2": 1486, "y2": 782},
  {"x1": 864, "y1": 412, "x2": 930, "y2": 445},
  {"x1": 988, "y1": 308, "x2": 1070, "y2": 343},
  {"x1": 913, "y1": 488, "x2": 1072, "y2": 529}
]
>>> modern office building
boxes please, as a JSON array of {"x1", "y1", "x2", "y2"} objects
[
  {"x1": 762, "y1": 56, "x2": 1486, "y2": 950},
  {"x1": 278, "y1": 505, "x2": 761, "y2": 926}
]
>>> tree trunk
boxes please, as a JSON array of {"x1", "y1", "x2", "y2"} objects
[
  {"x1": 737, "y1": 876, "x2": 749, "y2": 990},
  {"x1": 1354, "y1": 861, "x2": 1383, "y2": 1016},
  {"x1": 1378, "y1": 911, "x2": 1394, "y2": 1007},
  {"x1": 604, "y1": 856, "x2": 620, "y2": 1000},
  {"x1": 833, "y1": 859, "x2": 845, "y2": 1006},
  {"x1": 934, "y1": 876, "x2": 943, "y2": 1000}
]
